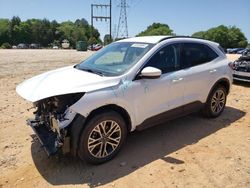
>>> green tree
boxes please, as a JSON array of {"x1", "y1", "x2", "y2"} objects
[
  {"x1": 192, "y1": 25, "x2": 248, "y2": 48},
  {"x1": 57, "y1": 20, "x2": 98, "y2": 48},
  {"x1": 75, "y1": 18, "x2": 89, "y2": 27},
  {"x1": 0, "y1": 19, "x2": 10, "y2": 45},
  {"x1": 192, "y1": 31, "x2": 206, "y2": 39},
  {"x1": 137, "y1": 23, "x2": 174, "y2": 36},
  {"x1": 85, "y1": 26, "x2": 100, "y2": 41},
  {"x1": 1, "y1": 42, "x2": 11, "y2": 49},
  {"x1": 9, "y1": 16, "x2": 21, "y2": 44},
  {"x1": 18, "y1": 22, "x2": 32, "y2": 44},
  {"x1": 58, "y1": 21, "x2": 76, "y2": 45},
  {"x1": 88, "y1": 36, "x2": 97, "y2": 45},
  {"x1": 27, "y1": 19, "x2": 44, "y2": 44},
  {"x1": 103, "y1": 34, "x2": 113, "y2": 45}
]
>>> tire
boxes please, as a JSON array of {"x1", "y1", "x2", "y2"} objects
[
  {"x1": 203, "y1": 85, "x2": 227, "y2": 118},
  {"x1": 78, "y1": 111, "x2": 127, "y2": 164}
]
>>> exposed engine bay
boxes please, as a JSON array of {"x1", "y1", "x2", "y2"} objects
[
  {"x1": 28, "y1": 93, "x2": 84, "y2": 155},
  {"x1": 232, "y1": 53, "x2": 250, "y2": 82},
  {"x1": 233, "y1": 60, "x2": 250, "y2": 72}
]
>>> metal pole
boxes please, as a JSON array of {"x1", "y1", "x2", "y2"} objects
[
  {"x1": 91, "y1": 4, "x2": 93, "y2": 50},
  {"x1": 110, "y1": 0, "x2": 112, "y2": 41}
]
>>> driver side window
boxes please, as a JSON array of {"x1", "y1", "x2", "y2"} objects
[{"x1": 146, "y1": 44, "x2": 180, "y2": 74}]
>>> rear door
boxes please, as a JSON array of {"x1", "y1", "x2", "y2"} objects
[{"x1": 180, "y1": 42, "x2": 219, "y2": 105}]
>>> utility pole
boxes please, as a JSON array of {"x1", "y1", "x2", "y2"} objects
[
  {"x1": 116, "y1": 0, "x2": 128, "y2": 39},
  {"x1": 91, "y1": 0, "x2": 112, "y2": 43},
  {"x1": 110, "y1": 0, "x2": 112, "y2": 41}
]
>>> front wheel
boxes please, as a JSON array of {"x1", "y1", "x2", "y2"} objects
[
  {"x1": 78, "y1": 111, "x2": 127, "y2": 164},
  {"x1": 203, "y1": 86, "x2": 227, "y2": 118}
]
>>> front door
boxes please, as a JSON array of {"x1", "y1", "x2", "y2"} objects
[{"x1": 131, "y1": 43, "x2": 186, "y2": 125}]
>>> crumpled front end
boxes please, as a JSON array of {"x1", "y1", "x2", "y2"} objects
[
  {"x1": 232, "y1": 59, "x2": 250, "y2": 82},
  {"x1": 27, "y1": 93, "x2": 84, "y2": 156}
]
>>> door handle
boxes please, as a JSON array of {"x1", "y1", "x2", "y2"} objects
[
  {"x1": 209, "y1": 69, "x2": 217, "y2": 73},
  {"x1": 172, "y1": 77, "x2": 183, "y2": 83}
]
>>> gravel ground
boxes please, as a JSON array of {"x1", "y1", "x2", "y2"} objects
[{"x1": 0, "y1": 50, "x2": 249, "y2": 188}]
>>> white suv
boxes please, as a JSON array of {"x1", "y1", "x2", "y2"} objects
[{"x1": 16, "y1": 36, "x2": 233, "y2": 164}]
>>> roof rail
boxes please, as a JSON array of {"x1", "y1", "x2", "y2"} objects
[{"x1": 158, "y1": 35, "x2": 205, "y2": 43}]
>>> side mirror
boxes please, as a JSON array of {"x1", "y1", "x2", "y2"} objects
[{"x1": 140, "y1": 66, "x2": 162, "y2": 79}]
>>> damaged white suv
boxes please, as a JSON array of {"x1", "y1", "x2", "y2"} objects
[{"x1": 17, "y1": 36, "x2": 233, "y2": 164}]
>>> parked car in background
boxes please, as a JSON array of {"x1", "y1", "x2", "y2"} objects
[
  {"x1": 16, "y1": 36, "x2": 233, "y2": 164},
  {"x1": 236, "y1": 48, "x2": 250, "y2": 54},
  {"x1": 30, "y1": 43, "x2": 40, "y2": 49},
  {"x1": 93, "y1": 44, "x2": 103, "y2": 51},
  {"x1": 87, "y1": 45, "x2": 92, "y2": 50},
  {"x1": 232, "y1": 50, "x2": 250, "y2": 82},
  {"x1": 227, "y1": 48, "x2": 245, "y2": 54},
  {"x1": 242, "y1": 48, "x2": 250, "y2": 55},
  {"x1": 236, "y1": 49, "x2": 245, "y2": 54},
  {"x1": 88, "y1": 44, "x2": 103, "y2": 51},
  {"x1": 17, "y1": 43, "x2": 28, "y2": 49},
  {"x1": 62, "y1": 39, "x2": 70, "y2": 49},
  {"x1": 52, "y1": 45, "x2": 59, "y2": 49},
  {"x1": 227, "y1": 48, "x2": 234, "y2": 54}
]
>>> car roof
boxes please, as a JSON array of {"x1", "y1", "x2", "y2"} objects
[
  {"x1": 118, "y1": 36, "x2": 171, "y2": 44},
  {"x1": 117, "y1": 35, "x2": 219, "y2": 46}
]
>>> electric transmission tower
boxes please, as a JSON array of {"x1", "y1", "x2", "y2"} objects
[{"x1": 116, "y1": 0, "x2": 128, "y2": 39}]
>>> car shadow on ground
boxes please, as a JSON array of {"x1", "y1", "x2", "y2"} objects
[{"x1": 31, "y1": 106, "x2": 245, "y2": 187}]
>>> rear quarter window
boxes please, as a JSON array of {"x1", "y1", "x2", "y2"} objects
[
  {"x1": 181, "y1": 43, "x2": 219, "y2": 68},
  {"x1": 218, "y1": 45, "x2": 226, "y2": 54}
]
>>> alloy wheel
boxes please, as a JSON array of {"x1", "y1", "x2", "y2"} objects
[
  {"x1": 87, "y1": 120, "x2": 122, "y2": 158},
  {"x1": 211, "y1": 89, "x2": 226, "y2": 114}
]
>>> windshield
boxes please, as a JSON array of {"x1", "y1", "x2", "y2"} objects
[{"x1": 75, "y1": 42, "x2": 154, "y2": 76}]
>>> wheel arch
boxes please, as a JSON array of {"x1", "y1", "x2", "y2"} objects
[
  {"x1": 69, "y1": 104, "x2": 132, "y2": 156},
  {"x1": 203, "y1": 78, "x2": 230, "y2": 118},
  {"x1": 85, "y1": 104, "x2": 132, "y2": 132},
  {"x1": 207, "y1": 78, "x2": 231, "y2": 101}
]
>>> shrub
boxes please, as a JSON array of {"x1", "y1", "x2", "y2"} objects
[{"x1": 1, "y1": 42, "x2": 12, "y2": 49}]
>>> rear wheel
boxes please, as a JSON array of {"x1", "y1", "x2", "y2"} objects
[
  {"x1": 78, "y1": 111, "x2": 127, "y2": 164},
  {"x1": 203, "y1": 86, "x2": 227, "y2": 118}
]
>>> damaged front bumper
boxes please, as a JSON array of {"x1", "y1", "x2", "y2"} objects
[
  {"x1": 27, "y1": 119, "x2": 59, "y2": 155},
  {"x1": 27, "y1": 109, "x2": 76, "y2": 156}
]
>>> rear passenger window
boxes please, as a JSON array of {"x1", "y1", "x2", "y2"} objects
[{"x1": 181, "y1": 43, "x2": 218, "y2": 68}]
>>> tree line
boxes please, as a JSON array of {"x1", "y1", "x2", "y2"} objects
[
  {"x1": 0, "y1": 17, "x2": 248, "y2": 49},
  {"x1": 137, "y1": 23, "x2": 248, "y2": 49},
  {"x1": 0, "y1": 16, "x2": 100, "y2": 48}
]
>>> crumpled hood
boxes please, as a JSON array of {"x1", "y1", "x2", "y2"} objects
[{"x1": 16, "y1": 65, "x2": 120, "y2": 102}]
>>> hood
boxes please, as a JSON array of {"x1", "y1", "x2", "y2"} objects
[{"x1": 16, "y1": 65, "x2": 120, "y2": 102}]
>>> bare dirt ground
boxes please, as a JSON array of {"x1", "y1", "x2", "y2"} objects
[{"x1": 0, "y1": 50, "x2": 249, "y2": 188}]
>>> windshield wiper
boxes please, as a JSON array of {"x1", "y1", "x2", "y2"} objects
[{"x1": 80, "y1": 68, "x2": 104, "y2": 76}]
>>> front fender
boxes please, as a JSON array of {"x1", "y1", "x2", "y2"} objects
[{"x1": 70, "y1": 86, "x2": 136, "y2": 130}]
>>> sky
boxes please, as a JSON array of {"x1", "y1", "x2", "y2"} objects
[{"x1": 0, "y1": 0, "x2": 250, "y2": 42}]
